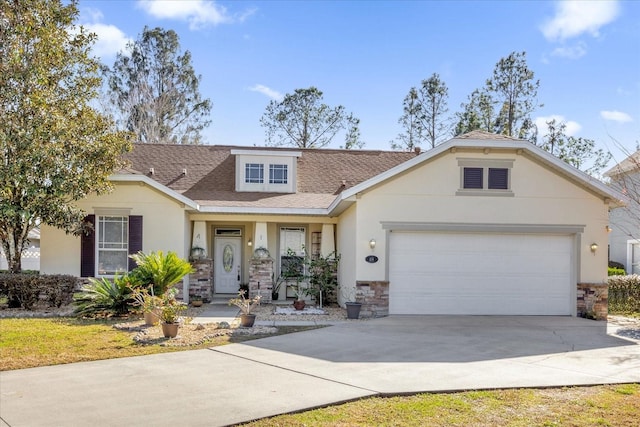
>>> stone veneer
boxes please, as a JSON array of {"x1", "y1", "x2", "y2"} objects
[
  {"x1": 187, "y1": 258, "x2": 213, "y2": 302},
  {"x1": 249, "y1": 255, "x2": 274, "y2": 303},
  {"x1": 355, "y1": 281, "x2": 389, "y2": 318},
  {"x1": 577, "y1": 283, "x2": 608, "y2": 320}
]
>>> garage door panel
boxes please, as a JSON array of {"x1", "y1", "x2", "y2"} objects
[{"x1": 389, "y1": 232, "x2": 572, "y2": 315}]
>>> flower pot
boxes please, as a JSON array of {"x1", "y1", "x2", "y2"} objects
[
  {"x1": 271, "y1": 292, "x2": 279, "y2": 301},
  {"x1": 293, "y1": 300, "x2": 306, "y2": 311},
  {"x1": 240, "y1": 313, "x2": 256, "y2": 327},
  {"x1": 143, "y1": 309, "x2": 161, "y2": 326},
  {"x1": 161, "y1": 322, "x2": 179, "y2": 338},
  {"x1": 345, "y1": 302, "x2": 362, "y2": 319},
  {"x1": 191, "y1": 299, "x2": 203, "y2": 307}
]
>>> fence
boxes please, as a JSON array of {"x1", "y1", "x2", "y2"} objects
[{"x1": 0, "y1": 248, "x2": 40, "y2": 271}]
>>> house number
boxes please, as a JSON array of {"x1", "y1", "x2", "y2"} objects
[{"x1": 365, "y1": 255, "x2": 378, "y2": 263}]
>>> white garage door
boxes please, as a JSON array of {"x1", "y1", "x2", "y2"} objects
[{"x1": 389, "y1": 232, "x2": 573, "y2": 315}]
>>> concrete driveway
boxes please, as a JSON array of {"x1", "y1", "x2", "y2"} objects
[{"x1": 1, "y1": 316, "x2": 639, "y2": 427}]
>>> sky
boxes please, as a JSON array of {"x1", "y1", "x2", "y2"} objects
[{"x1": 78, "y1": 0, "x2": 640, "y2": 164}]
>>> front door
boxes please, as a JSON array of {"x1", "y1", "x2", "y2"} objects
[{"x1": 214, "y1": 237, "x2": 241, "y2": 294}]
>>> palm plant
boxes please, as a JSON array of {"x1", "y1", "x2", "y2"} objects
[
  {"x1": 74, "y1": 275, "x2": 136, "y2": 316},
  {"x1": 129, "y1": 251, "x2": 194, "y2": 296}
]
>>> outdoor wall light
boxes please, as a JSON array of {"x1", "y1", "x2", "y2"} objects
[
  {"x1": 247, "y1": 239, "x2": 252, "y2": 247},
  {"x1": 606, "y1": 225, "x2": 612, "y2": 233},
  {"x1": 590, "y1": 243, "x2": 598, "y2": 253},
  {"x1": 369, "y1": 239, "x2": 376, "y2": 250}
]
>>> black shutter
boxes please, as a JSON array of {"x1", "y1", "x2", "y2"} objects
[
  {"x1": 463, "y1": 167, "x2": 483, "y2": 189},
  {"x1": 488, "y1": 168, "x2": 509, "y2": 189},
  {"x1": 128, "y1": 216, "x2": 143, "y2": 271},
  {"x1": 80, "y1": 215, "x2": 95, "y2": 277}
]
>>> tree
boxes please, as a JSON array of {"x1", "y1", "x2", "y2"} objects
[
  {"x1": 0, "y1": 0, "x2": 132, "y2": 273},
  {"x1": 485, "y1": 51, "x2": 541, "y2": 137},
  {"x1": 539, "y1": 119, "x2": 611, "y2": 176},
  {"x1": 260, "y1": 87, "x2": 362, "y2": 149},
  {"x1": 393, "y1": 73, "x2": 450, "y2": 151},
  {"x1": 104, "y1": 26, "x2": 212, "y2": 144},
  {"x1": 455, "y1": 89, "x2": 497, "y2": 135}
]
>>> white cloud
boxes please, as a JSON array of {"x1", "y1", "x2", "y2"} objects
[
  {"x1": 136, "y1": 0, "x2": 252, "y2": 30},
  {"x1": 535, "y1": 115, "x2": 582, "y2": 136},
  {"x1": 84, "y1": 23, "x2": 131, "y2": 58},
  {"x1": 601, "y1": 110, "x2": 633, "y2": 123},
  {"x1": 550, "y1": 42, "x2": 587, "y2": 59},
  {"x1": 78, "y1": 8, "x2": 130, "y2": 59},
  {"x1": 541, "y1": 0, "x2": 620, "y2": 42},
  {"x1": 249, "y1": 85, "x2": 283, "y2": 101}
]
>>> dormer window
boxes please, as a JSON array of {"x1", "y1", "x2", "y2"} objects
[
  {"x1": 245, "y1": 163, "x2": 264, "y2": 183},
  {"x1": 269, "y1": 164, "x2": 288, "y2": 184},
  {"x1": 232, "y1": 149, "x2": 301, "y2": 193}
]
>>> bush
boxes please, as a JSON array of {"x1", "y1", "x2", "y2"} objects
[
  {"x1": 608, "y1": 275, "x2": 640, "y2": 314},
  {"x1": 0, "y1": 273, "x2": 77, "y2": 310},
  {"x1": 608, "y1": 260, "x2": 625, "y2": 270},
  {"x1": 608, "y1": 267, "x2": 626, "y2": 276},
  {"x1": 73, "y1": 275, "x2": 137, "y2": 317},
  {"x1": 128, "y1": 251, "x2": 194, "y2": 296}
]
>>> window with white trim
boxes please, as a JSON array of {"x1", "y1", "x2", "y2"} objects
[
  {"x1": 457, "y1": 158, "x2": 514, "y2": 196},
  {"x1": 97, "y1": 216, "x2": 129, "y2": 276},
  {"x1": 245, "y1": 163, "x2": 264, "y2": 184},
  {"x1": 269, "y1": 164, "x2": 288, "y2": 184}
]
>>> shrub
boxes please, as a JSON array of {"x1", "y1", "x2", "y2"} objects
[
  {"x1": 608, "y1": 275, "x2": 640, "y2": 314},
  {"x1": 128, "y1": 251, "x2": 194, "y2": 296},
  {"x1": 608, "y1": 260, "x2": 625, "y2": 270},
  {"x1": 74, "y1": 275, "x2": 136, "y2": 317},
  {"x1": 0, "y1": 273, "x2": 77, "y2": 309},
  {"x1": 608, "y1": 267, "x2": 626, "y2": 276}
]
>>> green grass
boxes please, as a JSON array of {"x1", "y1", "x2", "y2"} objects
[
  {"x1": 0, "y1": 317, "x2": 312, "y2": 371},
  {"x1": 245, "y1": 385, "x2": 640, "y2": 427}
]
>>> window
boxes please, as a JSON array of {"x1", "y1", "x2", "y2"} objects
[
  {"x1": 280, "y1": 227, "x2": 306, "y2": 293},
  {"x1": 488, "y1": 168, "x2": 508, "y2": 189},
  {"x1": 457, "y1": 158, "x2": 514, "y2": 196},
  {"x1": 245, "y1": 163, "x2": 264, "y2": 183},
  {"x1": 97, "y1": 216, "x2": 128, "y2": 276},
  {"x1": 269, "y1": 164, "x2": 288, "y2": 184},
  {"x1": 463, "y1": 167, "x2": 483, "y2": 189}
]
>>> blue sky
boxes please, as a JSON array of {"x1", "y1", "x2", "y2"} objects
[{"x1": 79, "y1": 0, "x2": 639, "y2": 163}]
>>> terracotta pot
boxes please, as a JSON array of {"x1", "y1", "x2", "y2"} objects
[
  {"x1": 191, "y1": 299, "x2": 203, "y2": 307},
  {"x1": 240, "y1": 313, "x2": 256, "y2": 327},
  {"x1": 143, "y1": 309, "x2": 160, "y2": 326},
  {"x1": 161, "y1": 322, "x2": 179, "y2": 338},
  {"x1": 293, "y1": 300, "x2": 306, "y2": 311}
]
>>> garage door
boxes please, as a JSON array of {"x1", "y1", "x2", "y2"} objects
[{"x1": 389, "y1": 232, "x2": 573, "y2": 315}]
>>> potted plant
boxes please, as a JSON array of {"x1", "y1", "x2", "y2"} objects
[
  {"x1": 340, "y1": 286, "x2": 362, "y2": 319},
  {"x1": 271, "y1": 273, "x2": 283, "y2": 301},
  {"x1": 281, "y1": 248, "x2": 308, "y2": 310},
  {"x1": 131, "y1": 287, "x2": 163, "y2": 326},
  {"x1": 228, "y1": 290, "x2": 261, "y2": 327},
  {"x1": 158, "y1": 289, "x2": 187, "y2": 338},
  {"x1": 190, "y1": 294, "x2": 204, "y2": 307},
  {"x1": 190, "y1": 246, "x2": 206, "y2": 260}
]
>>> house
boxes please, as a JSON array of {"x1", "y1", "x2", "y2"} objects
[
  {"x1": 40, "y1": 130, "x2": 623, "y2": 317},
  {"x1": 1, "y1": 228, "x2": 40, "y2": 271},
  {"x1": 604, "y1": 150, "x2": 640, "y2": 273}
]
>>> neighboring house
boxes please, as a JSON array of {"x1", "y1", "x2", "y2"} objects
[
  {"x1": 0, "y1": 228, "x2": 40, "y2": 271},
  {"x1": 605, "y1": 150, "x2": 640, "y2": 273},
  {"x1": 40, "y1": 130, "x2": 622, "y2": 316}
]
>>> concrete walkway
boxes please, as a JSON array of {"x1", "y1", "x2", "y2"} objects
[{"x1": 1, "y1": 316, "x2": 639, "y2": 427}]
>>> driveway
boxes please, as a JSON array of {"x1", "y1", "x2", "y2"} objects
[{"x1": 1, "y1": 316, "x2": 639, "y2": 427}]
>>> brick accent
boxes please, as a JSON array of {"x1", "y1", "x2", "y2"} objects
[
  {"x1": 249, "y1": 255, "x2": 274, "y2": 303},
  {"x1": 355, "y1": 281, "x2": 389, "y2": 318},
  {"x1": 577, "y1": 283, "x2": 608, "y2": 320},
  {"x1": 187, "y1": 258, "x2": 213, "y2": 302}
]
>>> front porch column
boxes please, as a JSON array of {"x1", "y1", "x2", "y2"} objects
[
  {"x1": 321, "y1": 224, "x2": 335, "y2": 257},
  {"x1": 254, "y1": 222, "x2": 268, "y2": 250},
  {"x1": 192, "y1": 221, "x2": 208, "y2": 257}
]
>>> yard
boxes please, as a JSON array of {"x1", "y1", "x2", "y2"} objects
[{"x1": 1, "y1": 309, "x2": 639, "y2": 426}]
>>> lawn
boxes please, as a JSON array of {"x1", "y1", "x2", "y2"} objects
[
  {"x1": 1, "y1": 316, "x2": 638, "y2": 426},
  {"x1": 246, "y1": 384, "x2": 640, "y2": 427}
]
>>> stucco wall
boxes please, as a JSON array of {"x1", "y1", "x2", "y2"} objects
[
  {"x1": 40, "y1": 182, "x2": 189, "y2": 276},
  {"x1": 336, "y1": 204, "x2": 357, "y2": 304},
  {"x1": 352, "y1": 149, "x2": 609, "y2": 284}
]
